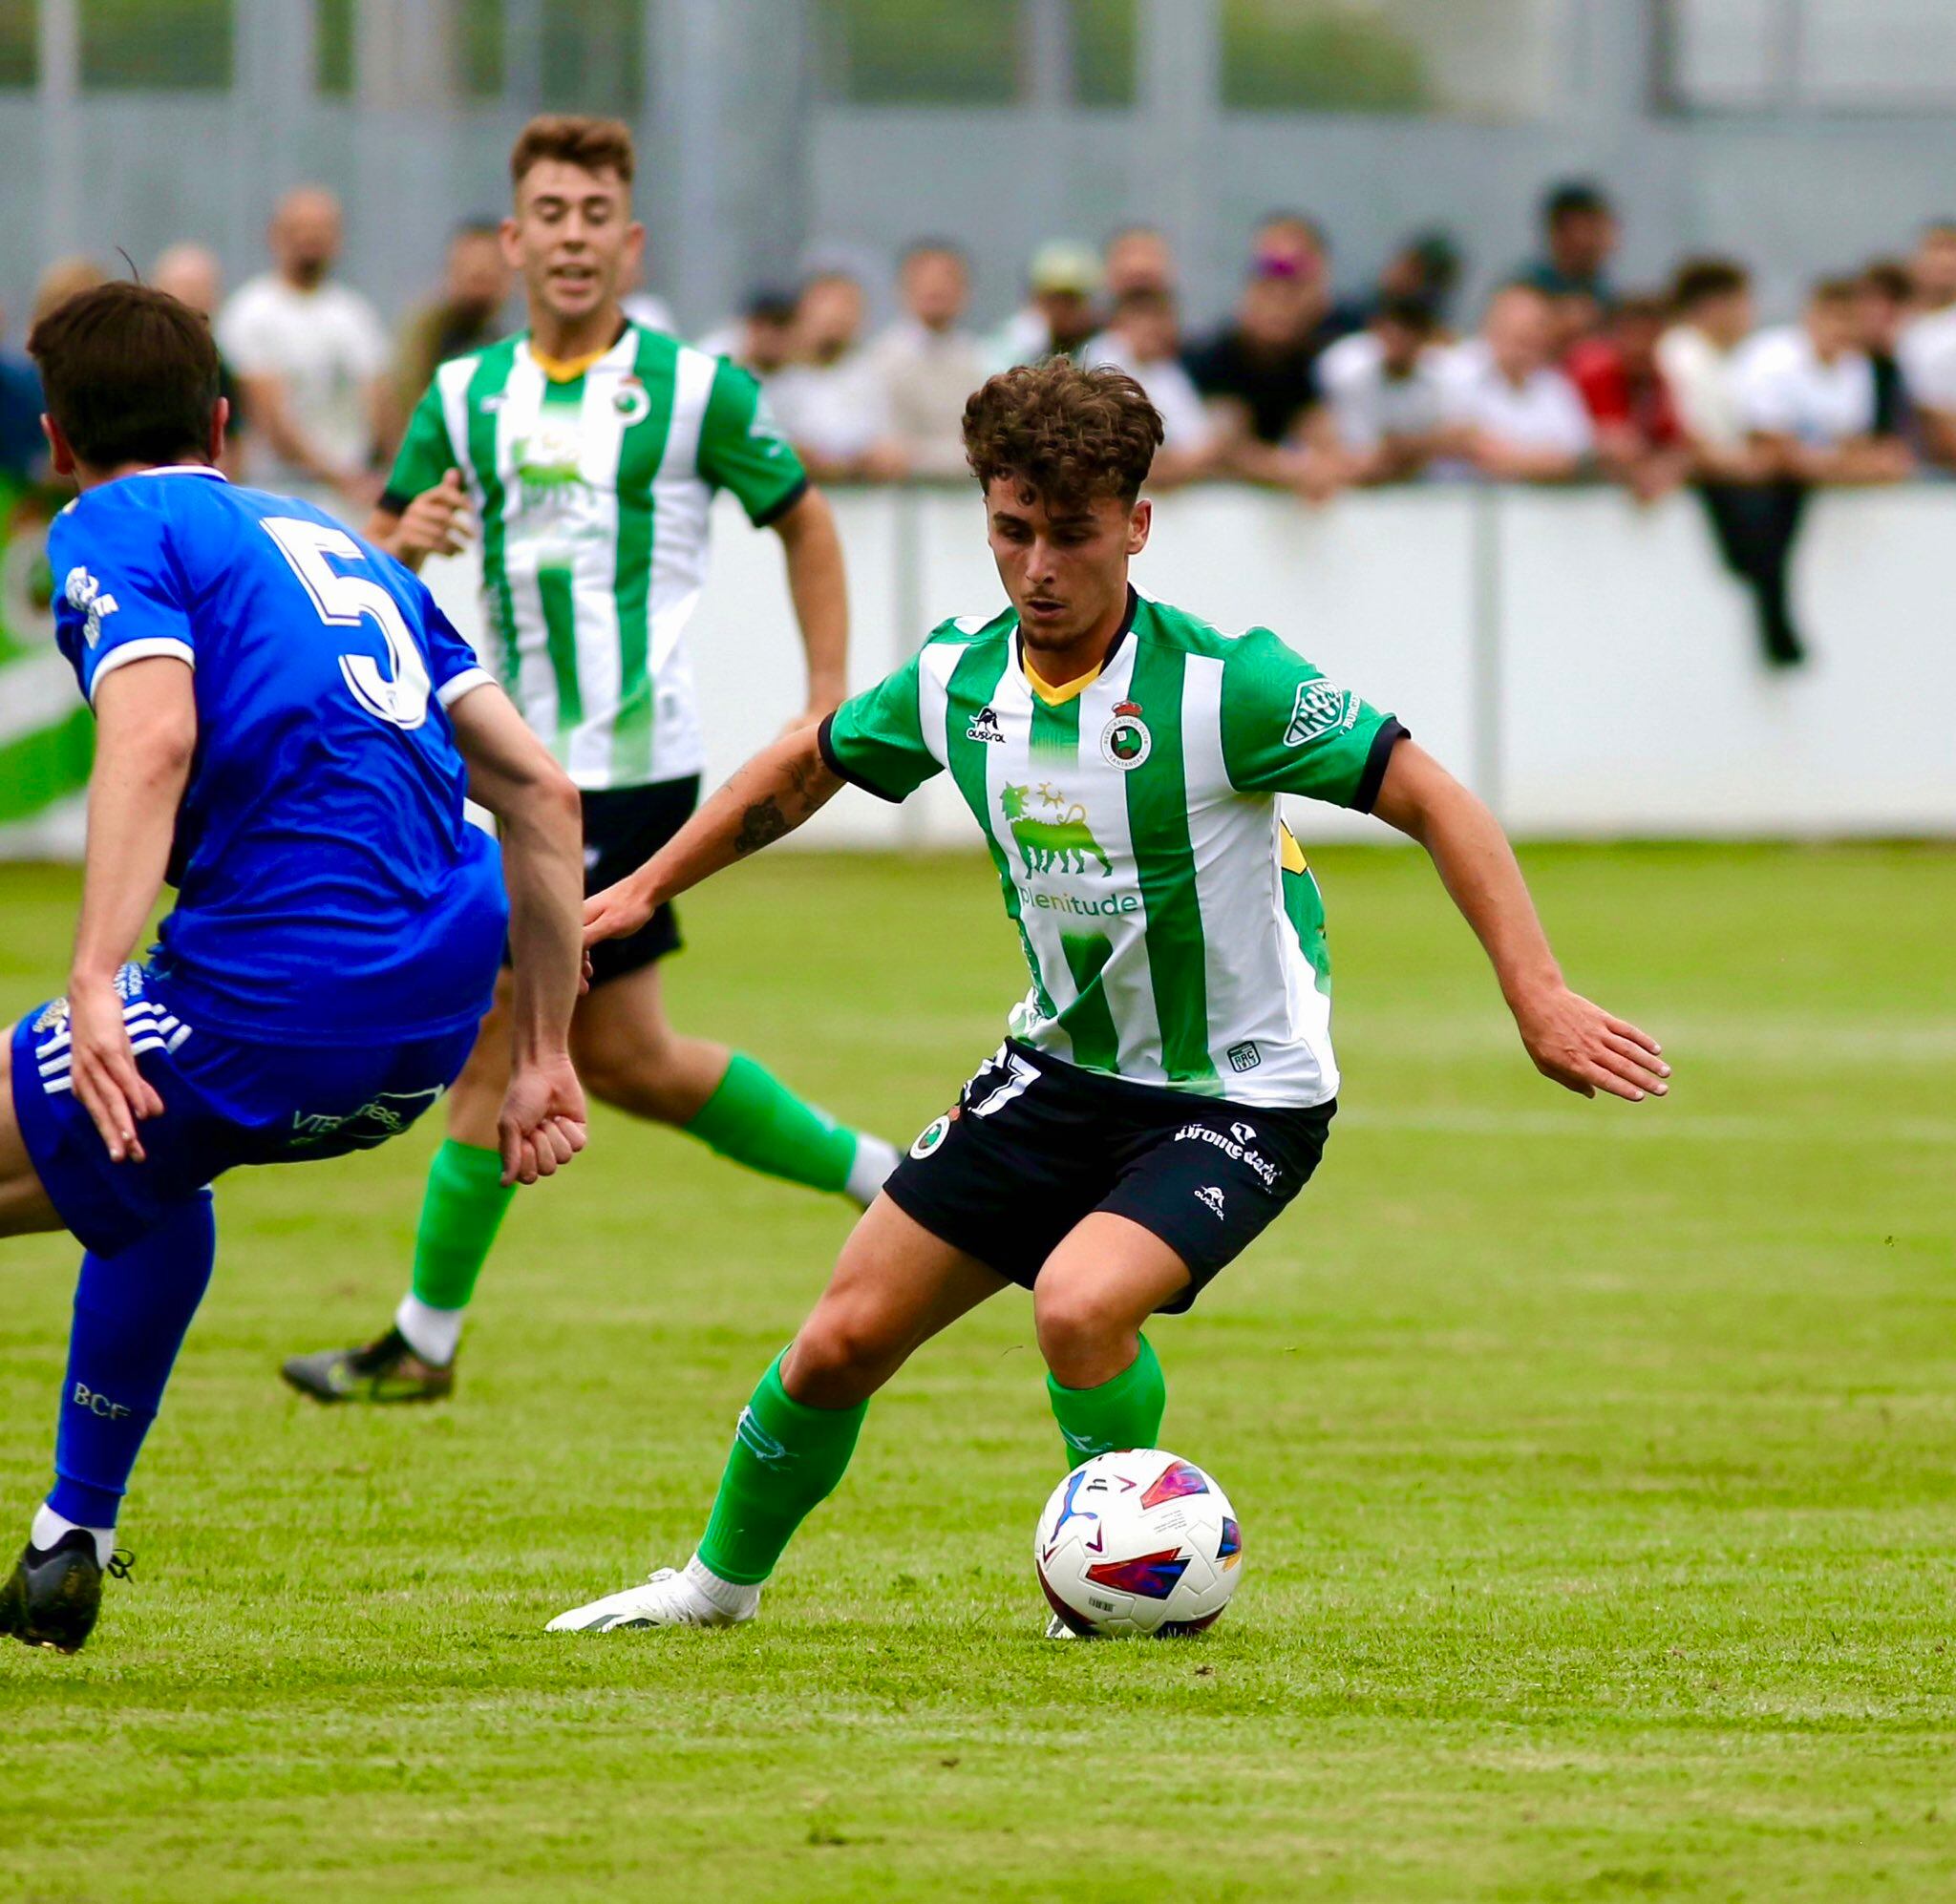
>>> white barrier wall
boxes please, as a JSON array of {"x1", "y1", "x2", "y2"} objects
[
  {"x1": 11, "y1": 483, "x2": 1951, "y2": 860},
  {"x1": 436, "y1": 484, "x2": 1956, "y2": 843}
]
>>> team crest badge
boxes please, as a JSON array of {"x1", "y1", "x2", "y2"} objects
[
  {"x1": 909, "y1": 1114, "x2": 952, "y2": 1160},
  {"x1": 1099, "y1": 700, "x2": 1151, "y2": 771},
  {"x1": 1284, "y1": 679, "x2": 1355, "y2": 747},
  {"x1": 612, "y1": 379, "x2": 652, "y2": 426}
]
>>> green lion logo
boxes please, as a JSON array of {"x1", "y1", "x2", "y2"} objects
[{"x1": 1000, "y1": 783, "x2": 1112, "y2": 877}]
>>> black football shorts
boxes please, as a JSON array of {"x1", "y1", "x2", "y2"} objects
[{"x1": 882, "y1": 1040, "x2": 1334, "y2": 1313}]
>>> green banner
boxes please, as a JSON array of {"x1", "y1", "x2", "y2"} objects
[{"x1": 0, "y1": 479, "x2": 93, "y2": 828}]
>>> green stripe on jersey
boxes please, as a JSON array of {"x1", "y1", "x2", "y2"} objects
[
  {"x1": 611, "y1": 331, "x2": 678, "y2": 784},
  {"x1": 465, "y1": 340, "x2": 521, "y2": 679},
  {"x1": 1028, "y1": 686, "x2": 1081, "y2": 761},
  {"x1": 1122, "y1": 639, "x2": 1217, "y2": 1089},
  {"x1": 538, "y1": 565, "x2": 584, "y2": 751},
  {"x1": 1057, "y1": 930, "x2": 1120, "y2": 1071}
]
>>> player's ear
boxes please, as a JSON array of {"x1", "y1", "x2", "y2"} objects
[
  {"x1": 499, "y1": 216, "x2": 522, "y2": 269},
  {"x1": 1127, "y1": 497, "x2": 1151, "y2": 557},
  {"x1": 621, "y1": 221, "x2": 647, "y2": 285},
  {"x1": 209, "y1": 396, "x2": 230, "y2": 468},
  {"x1": 41, "y1": 413, "x2": 75, "y2": 479}
]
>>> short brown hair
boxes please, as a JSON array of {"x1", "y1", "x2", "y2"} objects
[
  {"x1": 963, "y1": 361, "x2": 1162, "y2": 510},
  {"x1": 510, "y1": 115, "x2": 635, "y2": 190},
  {"x1": 30, "y1": 282, "x2": 220, "y2": 470}
]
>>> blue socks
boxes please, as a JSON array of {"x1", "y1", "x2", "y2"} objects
[{"x1": 47, "y1": 1191, "x2": 216, "y2": 1531}]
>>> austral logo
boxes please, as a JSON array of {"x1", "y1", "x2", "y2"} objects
[
  {"x1": 966, "y1": 705, "x2": 1005, "y2": 744},
  {"x1": 1099, "y1": 700, "x2": 1151, "y2": 771}
]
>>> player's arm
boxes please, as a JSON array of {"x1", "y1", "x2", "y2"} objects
[
  {"x1": 367, "y1": 380, "x2": 473, "y2": 571},
  {"x1": 1371, "y1": 739, "x2": 1669, "y2": 1103},
  {"x1": 443, "y1": 683, "x2": 589, "y2": 1185},
  {"x1": 770, "y1": 486, "x2": 849, "y2": 729},
  {"x1": 65, "y1": 658, "x2": 197, "y2": 1162},
  {"x1": 583, "y1": 726, "x2": 842, "y2": 945}
]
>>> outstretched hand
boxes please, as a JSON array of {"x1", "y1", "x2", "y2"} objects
[
  {"x1": 392, "y1": 468, "x2": 474, "y2": 561},
  {"x1": 583, "y1": 877, "x2": 657, "y2": 948},
  {"x1": 498, "y1": 1050, "x2": 588, "y2": 1186},
  {"x1": 1514, "y1": 986, "x2": 1669, "y2": 1102}
]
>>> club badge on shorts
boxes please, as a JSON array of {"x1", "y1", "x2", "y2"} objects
[
  {"x1": 1100, "y1": 700, "x2": 1151, "y2": 771},
  {"x1": 909, "y1": 1113, "x2": 952, "y2": 1160}
]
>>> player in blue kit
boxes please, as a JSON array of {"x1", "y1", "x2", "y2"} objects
[{"x1": 0, "y1": 284, "x2": 588, "y2": 1652}]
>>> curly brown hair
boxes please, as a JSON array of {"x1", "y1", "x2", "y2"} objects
[
  {"x1": 963, "y1": 360, "x2": 1163, "y2": 509},
  {"x1": 511, "y1": 115, "x2": 635, "y2": 189}
]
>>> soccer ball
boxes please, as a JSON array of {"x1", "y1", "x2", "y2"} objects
[{"x1": 1034, "y1": 1449, "x2": 1243, "y2": 1637}]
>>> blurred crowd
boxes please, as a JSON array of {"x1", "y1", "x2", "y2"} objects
[{"x1": 7, "y1": 177, "x2": 1956, "y2": 664}]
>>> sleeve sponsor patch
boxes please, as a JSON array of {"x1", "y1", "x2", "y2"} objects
[{"x1": 1284, "y1": 678, "x2": 1356, "y2": 747}]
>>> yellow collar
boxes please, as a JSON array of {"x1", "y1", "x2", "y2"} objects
[
  {"x1": 530, "y1": 339, "x2": 618, "y2": 385},
  {"x1": 1023, "y1": 657, "x2": 1101, "y2": 708}
]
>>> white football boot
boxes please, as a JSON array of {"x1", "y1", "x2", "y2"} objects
[
  {"x1": 1044, "y1": 1613, "x2": 1094, "y2": 1640},
  {"x1": 546, "y1": 1562, "x2": 757, "y2": 1633}
]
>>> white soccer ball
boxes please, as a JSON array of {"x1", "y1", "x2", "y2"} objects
[{"x1": 1034, "y1": 1449, "x2": 1243, "y2": 1637}]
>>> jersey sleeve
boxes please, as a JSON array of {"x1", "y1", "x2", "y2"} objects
[
  {"x1": 816, "y1": 649, "x2": 943, "y2": 803},
  {"x1": 697, "y1": 356, "x2": 810, "y2": 527},
  {"x1": 1219, "y1": 627, "x2": 1406, "y2": 812},
  {"x1": 405, "y1": 570, "x2": 495, "y2": 709},
  {"x1": 48, "y1": 503, "x2": 197, "y2": 707},
  {"x1": 382, "y1": 378, "x2": 457, "y2": 514}
]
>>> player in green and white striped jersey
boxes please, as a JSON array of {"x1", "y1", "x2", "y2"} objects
[
  {"x1": 281, "y1": 116, "x2": 896, "y2": 1408},
  {"x1": 547, "y1": 359, "x2": 1669, "y2": 1637}
]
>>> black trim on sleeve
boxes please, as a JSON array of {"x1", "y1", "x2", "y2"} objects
[
  {"x1": 817, "y1": 710, "x2": 904, "y2": 805},
  {"x1": 376, "y1": 491, "x2": 415, "y2": 519},
  {"x1": 753, "y1": 474, "x2": 811, "y2": 530},
  {"x1": 1351, "y1": 718, "x2": 1411, "y2": 814}
]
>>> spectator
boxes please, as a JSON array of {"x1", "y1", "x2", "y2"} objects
[
  {"x1": 393, "y1": 220, "x2": 511, "y2": 416},
  {"x1": 1086, "y1": 287, "x2": 1216, "y2": 485},
  {"x1": 1104, "y1": 224, "x2": 1176, "y2": 300},
  {"x1": 1371, "y1": 229, "x2": 1463, "y2": 329},
  {"x1": 217, "y1": 187, "x2": 391, "y2": 508},
  {"x1": 620, "y1": 252, "x2": 678, "y2": 336},
  {"x1": 1518, "y1": 180, "x2": 1618, "y2": 350},
  {"x1": 1657, "y1": 257, "x2": 1760, "y2": 478},
  {"x1": 768, "y1": 270, "x2": 903, "y2": 481},
  {"x1": 1897, "y1": 223, "x2": 1956, "y2": 466},
  {"x1": 1734, "y1": 277, "x2": 1911, "y2": 483},
  {"x1": 152, "y1": 243, "x2": 247, "y2": 479},
  {"x1": 868, "y1": 240, "x2": 988, "y2": 477},
  {"x1": 1435, "y1": 283, "x2": 1593, "y2": 481},
  {"x1": 1565, "y1": 294, "x2": 1690, "y2": 499},
  {"x1": 1312, "y1": 295, "x2": 1449, "y2": 485},
  {"x1": 1183, "y1": 229, "x2": 1353, "y2": 482},
  {"x1": 699, "y1": 287, "x2": 798, "y2": 379},
  {"x1": 990, "y1": 241, "x2": 1102, "y2": 370},
  {"x1": 0, "y1": 305, "x2": 40, "y2": 485},
  {"x1": 1855, "y1": 259, "x2": 1913, "y2": 441},
  {"x1": 32, "y1": 256, "x2": 107, "y2": 327}
]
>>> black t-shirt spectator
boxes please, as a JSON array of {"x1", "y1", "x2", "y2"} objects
[{"x1": 1182, "y1": 328, "x2": 1321, "y2": 445}]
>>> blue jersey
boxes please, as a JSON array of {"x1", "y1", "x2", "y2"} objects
[{"x1": 49, "y1": 466, "x2": 506, "y2": 1046}]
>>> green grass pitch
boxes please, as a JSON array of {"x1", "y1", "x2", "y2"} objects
[{"x1": 1, "y1": 844, "x2": 1951, "y2": 1900}]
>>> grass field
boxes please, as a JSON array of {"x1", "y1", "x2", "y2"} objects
[{"x1": 0, "y1": 843, "x2": 1951, "y2": 1901}]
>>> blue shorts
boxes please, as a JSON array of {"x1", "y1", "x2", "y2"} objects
[{"x1": 11, "y1": 964, "x2": 477, "y2": 1258}]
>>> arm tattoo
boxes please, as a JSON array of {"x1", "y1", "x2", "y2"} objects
[{"x1": 734, "y1": 796, "x2": 794, "y2": 857}]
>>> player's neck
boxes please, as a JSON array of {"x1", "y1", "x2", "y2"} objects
[
  {"x1": 528, "y1": 301, "x2": 628, "y2": 370},
  {"x1": 73, "y1": 455, "x2": 214, "y2": 494}
]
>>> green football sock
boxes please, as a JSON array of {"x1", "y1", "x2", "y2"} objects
[
  {"x1": 697, "y1": 1352, "x2": 867, "y2": 1586},
  {"x1": 408, "y1": 1139, "x2": 515, "y2": 1315},
  {"x1": 684, "y1": 1052, "x2": 858, "y2": 1195},
  {"x1": 1047, "y1": 1333, "x2": 1167, "y2": 1470}
]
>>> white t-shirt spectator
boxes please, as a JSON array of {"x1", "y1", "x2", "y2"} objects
[
  {"x1": 1898, "y1": 305, "x2": 1956, "y2": 415},
  {"x1": 768, "y1": 349, "x2": 893, "y2": 465},
  {"x1": 218, "y1": 274, "x2": 390, "y2": 485},
  {"x1": 1084, "y1": 333, "x2": 1215, "y2": 452},
  {"x1": 869, "y1": 317, "x2": 989, "y2": 476},
  {"x1": 1435, "y1": 339, "x2": 1593, "y2": 457},
  {"x1": 1656, "y1": 324, "x2": 1748, "y2": 450},
  {"x1": 1734, "y1": 326, "x2": 1875, "y2": 445},
  {"x1": 1314, "y1": 330, "x2": 1448, "y2": 451}
]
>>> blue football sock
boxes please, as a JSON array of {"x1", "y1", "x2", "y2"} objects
[{"x1": 47, "y1": 1191, "x2": 216, "y2": 1531}]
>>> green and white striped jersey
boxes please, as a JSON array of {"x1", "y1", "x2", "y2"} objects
[
  {"x1": 387, "y1": 322, "x2": 808, "y2": 790},
  {"x1": 819, "y1": 589, "x2": 1405, "y2": 1109}
]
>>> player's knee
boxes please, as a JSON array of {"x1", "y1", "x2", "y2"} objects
[
  {"x1": 785, "y1": 1299, "x2": 906, "y2": 1407},
  {"x1": 1033, "y1": 1276, "x2": 1137, "y2": 1387}
]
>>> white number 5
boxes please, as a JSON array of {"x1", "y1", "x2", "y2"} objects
[{"x1": 262, "y1": 516, "x2": 431, "y2": 730}]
